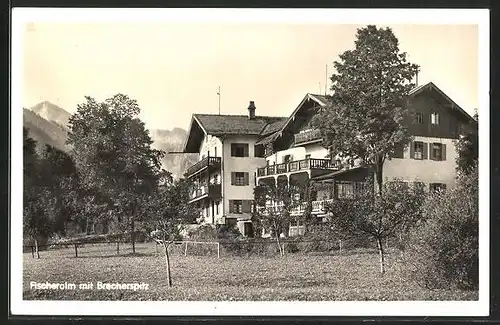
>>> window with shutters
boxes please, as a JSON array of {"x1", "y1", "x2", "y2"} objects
[
  {"x1": 232, "y1": 172, "x2": 249, "y2": 186},
  {"x1": 231, "y1": 143, "x2": 249, "y2": 157},
  {"x1": 413, "y1": 141, "x2": 424, "y2": 160},
  {"x1": 431, "y1": 112, "x2": 440, "y2": 125},
  {"x1": 230, "y1": 200, "x2": 243, "y2": 214},
  {"x1": 430, "y1": 143, "x2": 445, "y2": 161}
]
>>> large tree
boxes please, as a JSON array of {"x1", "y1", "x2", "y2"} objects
[
  {"x1": 313, "y1": 25, "x2": 420, "y2": 194},
  {"x1": 455, "y1": 113, "x2": 478, "y2": 176},
  {"x1": 67, "y1": 94, "x2": 165, "y2": 253}
]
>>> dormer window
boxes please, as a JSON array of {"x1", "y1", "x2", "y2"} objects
[{"x1": 431, "y1": 112, "x2": 440, "y2": 125}]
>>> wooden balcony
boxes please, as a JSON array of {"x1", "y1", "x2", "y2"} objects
[
  {"x1": 257, "y1": 199, "x2": 334, "y2": 216},
  {"x1": 186, "y1": 156, "x2": 221, "y2": 178},
  {"x1": 294, "y1": 129, "x2": 322, "y2": 146},
  {"x1": 189, "y1": 184, "x2": 222, "y2": 203},
  {"x1": 257, "y1": 158, "x2": 338, "y2": 177}
]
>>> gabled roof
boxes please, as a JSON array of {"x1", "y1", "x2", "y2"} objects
[
  {"x1": 409, "y1": 82, "x2": 477, "y2": 124},
  {"x1": 194, "y1": 114, "x2": 286, "y2": 136},
  {"x1": 255, "y1": 93, "x2": 331, "y2": 145},
  {"x1": 183, "y1": 113, "x2": 287, "y2": 153}
]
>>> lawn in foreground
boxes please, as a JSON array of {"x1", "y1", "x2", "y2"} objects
[{"x1": 23, "y1": 243, "x2": 477, "y2": 301}]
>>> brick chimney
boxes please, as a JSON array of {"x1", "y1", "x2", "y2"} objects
[{"x1": 248, "y1": 101, "x2": 256, "y2": 119}]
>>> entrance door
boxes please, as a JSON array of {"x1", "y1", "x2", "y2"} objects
[{"x1": 244, "y1": 222, "x2": 254, "y2": 237}]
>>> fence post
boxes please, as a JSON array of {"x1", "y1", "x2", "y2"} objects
[
  {"x1": 116, "y1": 242, "x2": 120, "y2": 255},
  {"x1": 184, "y1": 241, "x2": 188, "y2": 257},
  {"x1": 31, "y1": 246, "x2": 34, "y2": 258},
  {"x1": 74, "y1": 244, "x2": 78, "y2": 258},
  {"x1": 217, "y1": 242, "x2": 220, "y2": 259}
]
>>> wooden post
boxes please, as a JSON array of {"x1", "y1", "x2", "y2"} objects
[
  {"x1": 31, "y1": 246, "x2": 34, "y2": 258},
  {"x1": 116, "y1": 242, "x2": 120, "y2": 255},
  {"x1": 74, "y1": 244, "x2": 78, "y2": 258},
  {"x1": 339, "y1": 239, "x2": 342, "y2": 253},
  {"x1": 184, "y1": 241, "x2": 188, "y2": 257},
  {"x1": 217, "y1": 242, "x2": 220, "y2": 259}
]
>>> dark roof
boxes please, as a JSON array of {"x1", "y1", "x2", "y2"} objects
[
  {"x1": 409, "y1": 82, "x2": 476, "y2": 124},
  {"x1": 260, "y1": 119, "x2": 287, "y2": 136},
  {"x1": 311, "y1": 166, "x2": 368, "y2": 181},
  {"x1": 194, "y1": 114, "x2": 287, "y2": 136},
  {"x1": 255, "y1": 93, "x2": 331, "y2": 146}
]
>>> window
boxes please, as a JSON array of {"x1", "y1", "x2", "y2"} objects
[
  {"x1": 430, "y1": 183, "x2": 447, "y2": 193},
  {"x1": 415, "y1": 112, "x2": 423, "y2": 124},
  {"x1": 337, "y1": 182, "x2": 355, "y2": 199},
  {"x1": 254, "y1": 145, "x2": 265, "y2": 158},
  {"x1": 430, "y1": 143, "x2": 446, "y2": 161},
  {"x1": 231, "y1": 143, "x2": 249, "y2": 157},
  {"x1": 413, "y1": 141, "x2": 424, "y2": 160},
  {"x1": 431, "y1": 112, "x2": 440, "y2": 125},
  {"x1": 230, "y1": 200, "x2": 243, "y2": 213},
  {"x1": 231, "y1": 172, "x2": 249, "y2": 186}
]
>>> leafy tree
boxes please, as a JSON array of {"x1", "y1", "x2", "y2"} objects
[
  {"x1": 455, "y1": 114, "x2": 478, "y2": 175},
  {"x1": 253, "y1": 181, "x2": 301, "y2": 256},
  {"x1": 313, "y1": 25, "x2": 419, "y2": 194},
  {"x1": 142, "y1": 178, "x2": 198, "y2": 287},
  {"x1": 38, "y1": 144, "x2": 80, "y2": 235},
  {"x1": 404, "y1": 165, "x2": 478, "y2": 289},
  {"x1": 23, "y1": 128, "x2": 50, "y2": 257},
  {"x1": 67, "y1": 94, "x2": 165, "y2": 253},
  {"x1": 325, "y1": 180, "x2": 426, "y2": 273}
]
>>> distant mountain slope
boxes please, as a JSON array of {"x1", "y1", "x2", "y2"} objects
[
  {"x1": 23, "y1": 108, "x2": 68, "y2": 152},
  {"x1": 149, "y1": 128, "x2": 198, "y2": 179},
  {"x1": 30, "y1": 101, "x2": 72, "y2": 128},
  {"x1": 23, "y1": 101, "x2": 197, "y2": 179}
]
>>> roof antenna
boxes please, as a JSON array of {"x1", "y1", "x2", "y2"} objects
[{"x1": 217, "y1": 86, "x2": 221, "y2": 115}]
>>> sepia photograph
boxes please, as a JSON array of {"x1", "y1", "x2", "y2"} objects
[{"x1": 11, "y1": 8, "x2": 489, "y2": 316}]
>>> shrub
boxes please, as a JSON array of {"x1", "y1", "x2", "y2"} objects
[
  {"x1": 404, "y1": 166, "x2": 478, "y2": 290},
  {"x1": 187, "y1": 224, "x2": 217, "y2": 241}
]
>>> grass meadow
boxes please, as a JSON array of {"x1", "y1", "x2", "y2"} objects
[{"x1": 23, "y1": 242, "x2": 478, "y2": 301}]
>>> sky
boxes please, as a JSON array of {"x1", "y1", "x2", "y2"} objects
[{"x1": 22, "y1": 22, "x2": 479, "y2": 131}]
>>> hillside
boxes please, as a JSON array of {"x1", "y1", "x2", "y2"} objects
[
  {"x1": 23, "y1": 101, "x2": 197, "y2": 178},
  {"x1": 23, "y1": 108, "x2": 68, "y2": 152}
]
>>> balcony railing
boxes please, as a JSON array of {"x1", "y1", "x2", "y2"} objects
[
  {"x1": 294, "y1": 129, "x2": 322, "y2": 145},
  {"x1": 257, "y1": 199, "x2": 335, "y2": 216},
  {"x1": 186, "y1": 156, "x2": 221, "y2": 177},
  {"x1": 257, "y1": 158, "x2": 338, "y2": 177},
  {"x1": 189, "y1": 184, "x2": 222, "y2": 202}
]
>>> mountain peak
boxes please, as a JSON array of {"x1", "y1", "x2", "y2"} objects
[{"x1": 30, "y1": 101, "x2": 72, "y2": 127}]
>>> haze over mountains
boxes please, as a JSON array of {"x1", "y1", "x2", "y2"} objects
[{"x1": 22, "y1": 101, "x2": 197, "y2": 178}]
